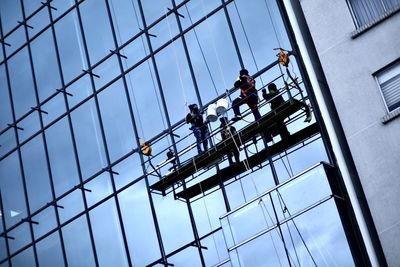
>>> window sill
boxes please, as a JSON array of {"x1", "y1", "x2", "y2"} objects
[
  {"x1": 381, "y1": 108, "x2": 400, "y2": 124},
  {"x1": 351, "y1": 6, "x2": 400, "y2": 39}
]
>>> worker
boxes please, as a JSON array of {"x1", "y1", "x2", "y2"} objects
[
  {"x1": 231, "y1": 69, "x2": 261, "y2": 122},
  {"x1": 186, "y1": 104, "x2": 209, "y2": 154},
  {"x1": 166, "y1": 149, "x2": 176, "y2": 171},
  {"x1": 262, "y1": 83, "x2": 291, "y2": 140},
  {"x1": 219, "y1": 117, "x2": 240, "y2": 165}
]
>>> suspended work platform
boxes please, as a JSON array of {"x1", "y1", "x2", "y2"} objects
[
  {"x1": 176, "y1": 122, "x2": 318, "y2": 199},
  {"x1": 150, "y1": 99, "x2": 315, "y2": 195}
]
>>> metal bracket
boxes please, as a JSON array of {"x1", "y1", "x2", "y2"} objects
[
  {"x1": 167, "y1": 7, "x2": 185, "y2": 18},
  {"x1": 109, "y1": 49, "x2": 127, "y2": 59},
  {"x1": 56, "y1": 88, "x2": 73, "y2": 97},
  {"x1": 82, "y1": 69, "x2": 100, "y2": 78},
  {"x1": 7, "y1": 123, "x2": 24, "y2": 131},
  {"x1": 31, "y1": 106, "x2": 48, "y2": 114},
  {"x1": 17, "y1": 21, "x2": 33, "y2": 29}
]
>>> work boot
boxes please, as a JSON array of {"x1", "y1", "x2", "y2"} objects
[
  {"x1": 304, "y1": 111, "x2": 312, "y2": 123},
  {"x1": 231, "y1": 115, "x2": 242, "y2": 122}
]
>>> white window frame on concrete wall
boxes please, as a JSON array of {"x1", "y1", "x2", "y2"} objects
[
  {"x1": 347, "y1": 0, "x2": 400, "y2": 28},
  {"x1": 375, "y1": 60, "x2": 400, "y2": 113}
]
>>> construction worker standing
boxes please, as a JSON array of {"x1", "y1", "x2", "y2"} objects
[{"x1": 186, "y1": 104, "x2": 209, "y2": 154}]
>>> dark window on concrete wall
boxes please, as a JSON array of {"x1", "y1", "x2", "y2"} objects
[
  {"x1": 348, "y1": 0, "x2": 400, "y2": 27},
  {"x1": 376, "y1": 61, "x2": 400, "y2": 112}
]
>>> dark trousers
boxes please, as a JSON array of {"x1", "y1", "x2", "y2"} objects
[
  {"x1": 232, "y1": 95, "x2": 261, "y2": 120},
  {"x1": 193, "y1": 126, "x2": 209, "y2": 153},
  {"x1": 227, "y1": 149, "x2": 240, "y2": 165}
]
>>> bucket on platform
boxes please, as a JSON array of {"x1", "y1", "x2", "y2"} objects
[
  {"x1": 206, "y1": 104, "x2": 218, "y2": 122},
  {"x1": 216, "y1": 98, "x2": 229, "y2": 115}
]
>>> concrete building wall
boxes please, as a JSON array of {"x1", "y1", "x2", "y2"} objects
[{"x1": 298, "y1": 0, "x2": 400, "y2": 265}]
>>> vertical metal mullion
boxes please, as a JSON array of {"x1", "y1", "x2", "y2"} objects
[
  {"x1": 170, "y1": 0, "x2": 232, "y2": 259},
  {"x1": 51, "y1": 2, "x2": 100, "y2": 266},
  {"x1": 73, "y1": 1, "x2": 134, "y2": 266},
  {"x1": 0, "y1": 190, "x2": 11, "y2": 267},
  {"x1": 274, "y1": 0, "x2": 335, "y2": 166},
  {"x1": 38, "y1": 2, "x2": 70, "y2": 267},
  {"x1": 101, "y1": 0, "x2": 154, "y2": 266},
  {"x1": 103, "y1": 0, "x2": 169, "y2": 265},
  {"x1": 168, "y1": 2, "x2": 207, "y2": 263},
  {"x1": 134, "y1": 1, "x2": 179, "y2": 266},
  {"x1": 20, "y1": 0, "x2": 68, "y2": 265},
  {"x1": 221, "y1": 0, "x2": 244, "y2": 69},
  {"x1": 5, "y1": 2, "x2": 39, "y2": 266},
  {"x1": 0, "y1": 16, "x2": 12, "y2": 267},
  {"x1": 135, "y1": 1, "x2": 207, "y2": 266}
]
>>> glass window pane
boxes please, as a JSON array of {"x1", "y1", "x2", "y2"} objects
[
  {"x1": 41, "y1": 94, "x2": 66, "y2": 127},
  {"x1": 58, "y1": 190, "x2": 84, "y2": 224},
  {"x1": 36, "y1": 232, "x2": 64, "y2": 267},
  {"x1": 155, "y1": 40, "x2": 197, "y2": 125},
  {"x1": 154, "y1": 193, "x2": 194, "y2": 254},
  {"x1": 0, "y1": 65, "x2": 13, "y2": 130},
  {"x1": 21, "y1": 136, "x2": 52, "y2": 213},
  {"x1": 183, "y1": 10, "x2": 241, "y2": 105},
  {"x1": 85, "y1": 173, "x2": 112, "y2": 207},
  {"x1": 142, "y1": 0, "x2": 168, "y2": 26},
  {"x1": 46, "y1": 118, "x2": 79, "y2": 197},
  {"x1": 109, "y1": 0, "x2": 142, "y2": 45},
  {"x1": 8, "y1": 49, "x2": 35, "y2": 119},
  {"x1": 93, "y1": 55, "x2": 120, "y2": 90},
  {"x1": 90, "y1": 198, "x2": 129, "y2": 267},
  {"x1": 126, "y1": 61, "x2": 167, "y2": 140},
  {"x1": 62, "y1": 215, "x2": 96, "y2": 267},
  {"x1": 27, "y1": 8, "x2": 50, "y2": 38},
  {"x1": 113, "y1": 153, "x2": 143, "y2": 190},
  {"x1": 0, "y1": 0, "x2": 22, "y2": 34},
  {"x1": 80, "y1": 0, "x2": 114, "y2": 64},
  {"x1": 71, "y1": 99, "x2": 106, "y2": 180},
  {"x1": 51, "y1": 0, "x2": 73, "y2": 19},
  {"x1": 65, "y1": 75, "x2": 92, "y2": 109},
  {"x1": 54, "y1": 9, "x2": 87, "y2": 84},
  {"x1": 8, "y1": 223, "x2": 31, "y2": 254},
  {"x1": 149, "y1": 15, "x2": 179, "y2": 52},
  {"x1": 4, "y1": 27, "x2": 25, "y2": 56},
  {"x1": 0, "y1": 153, "x2": 27, "y2": 227},
  {"x1": 0, "y1": 128, "x2": 16, "y2": 159},
  {"x1": 118, "y1": 180, "x2": 160, "y2": 266},
  {"x1": 167, "y1": 246, "x2": 202, "y2": 267},
  {"x1": 10, "y1": 246, "x2": 34, "y2": 267},
  {"x1": 31, "y1": 29, "x2": 61, "y2": 102},
  {"x1": 192, "y1": 190, "x2": 226, "y2": 236},
  {"x1": 32, "y1": 206, "x2": 57, "y2": 240},
  {"x1": 16, "y1": 111, "x2": 40, "y2": 144},
  {"x1": 23, "y1": 0, "x2": 43, "y2": 18},
  {"x1": 98, "y1": 79, "x2": 136, "y2": 162}
]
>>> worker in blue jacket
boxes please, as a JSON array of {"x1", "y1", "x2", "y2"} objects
[{"x1": 186, "y1": 104, "x2": 209, "y2": 154}]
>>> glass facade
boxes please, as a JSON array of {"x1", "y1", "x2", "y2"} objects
[{"x1": 0, "y1": 0, "x2": 368, "y2": 266}]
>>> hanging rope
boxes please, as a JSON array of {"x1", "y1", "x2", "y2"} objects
[
  {"x1": 184, "y1": 4, "x2": 219, "y2": 96},
  {"x1": 199, "y1": 182, "x2": 222, "y2": 263},
  {"x1": 199, "y1": 0, "x2": 228, "y2": 90},
  {"x1": 258, "y1": 198, "x2": 299, "y2": 267},
  {"x1": 259, "y1": 198, "x2": 284, "y2": 267},
  {"x1": 129, "y1": 0, "x2": 169, "y2": 143},
  {"x1": 233, "y1": 1, "x2": 265, "y2": 87},
  {"x1": 276, "y1": 190, "x2": 318, "y2": 266},
  {"x1": 165, "y1": 8, "x2": 189, "y2": 117}
]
